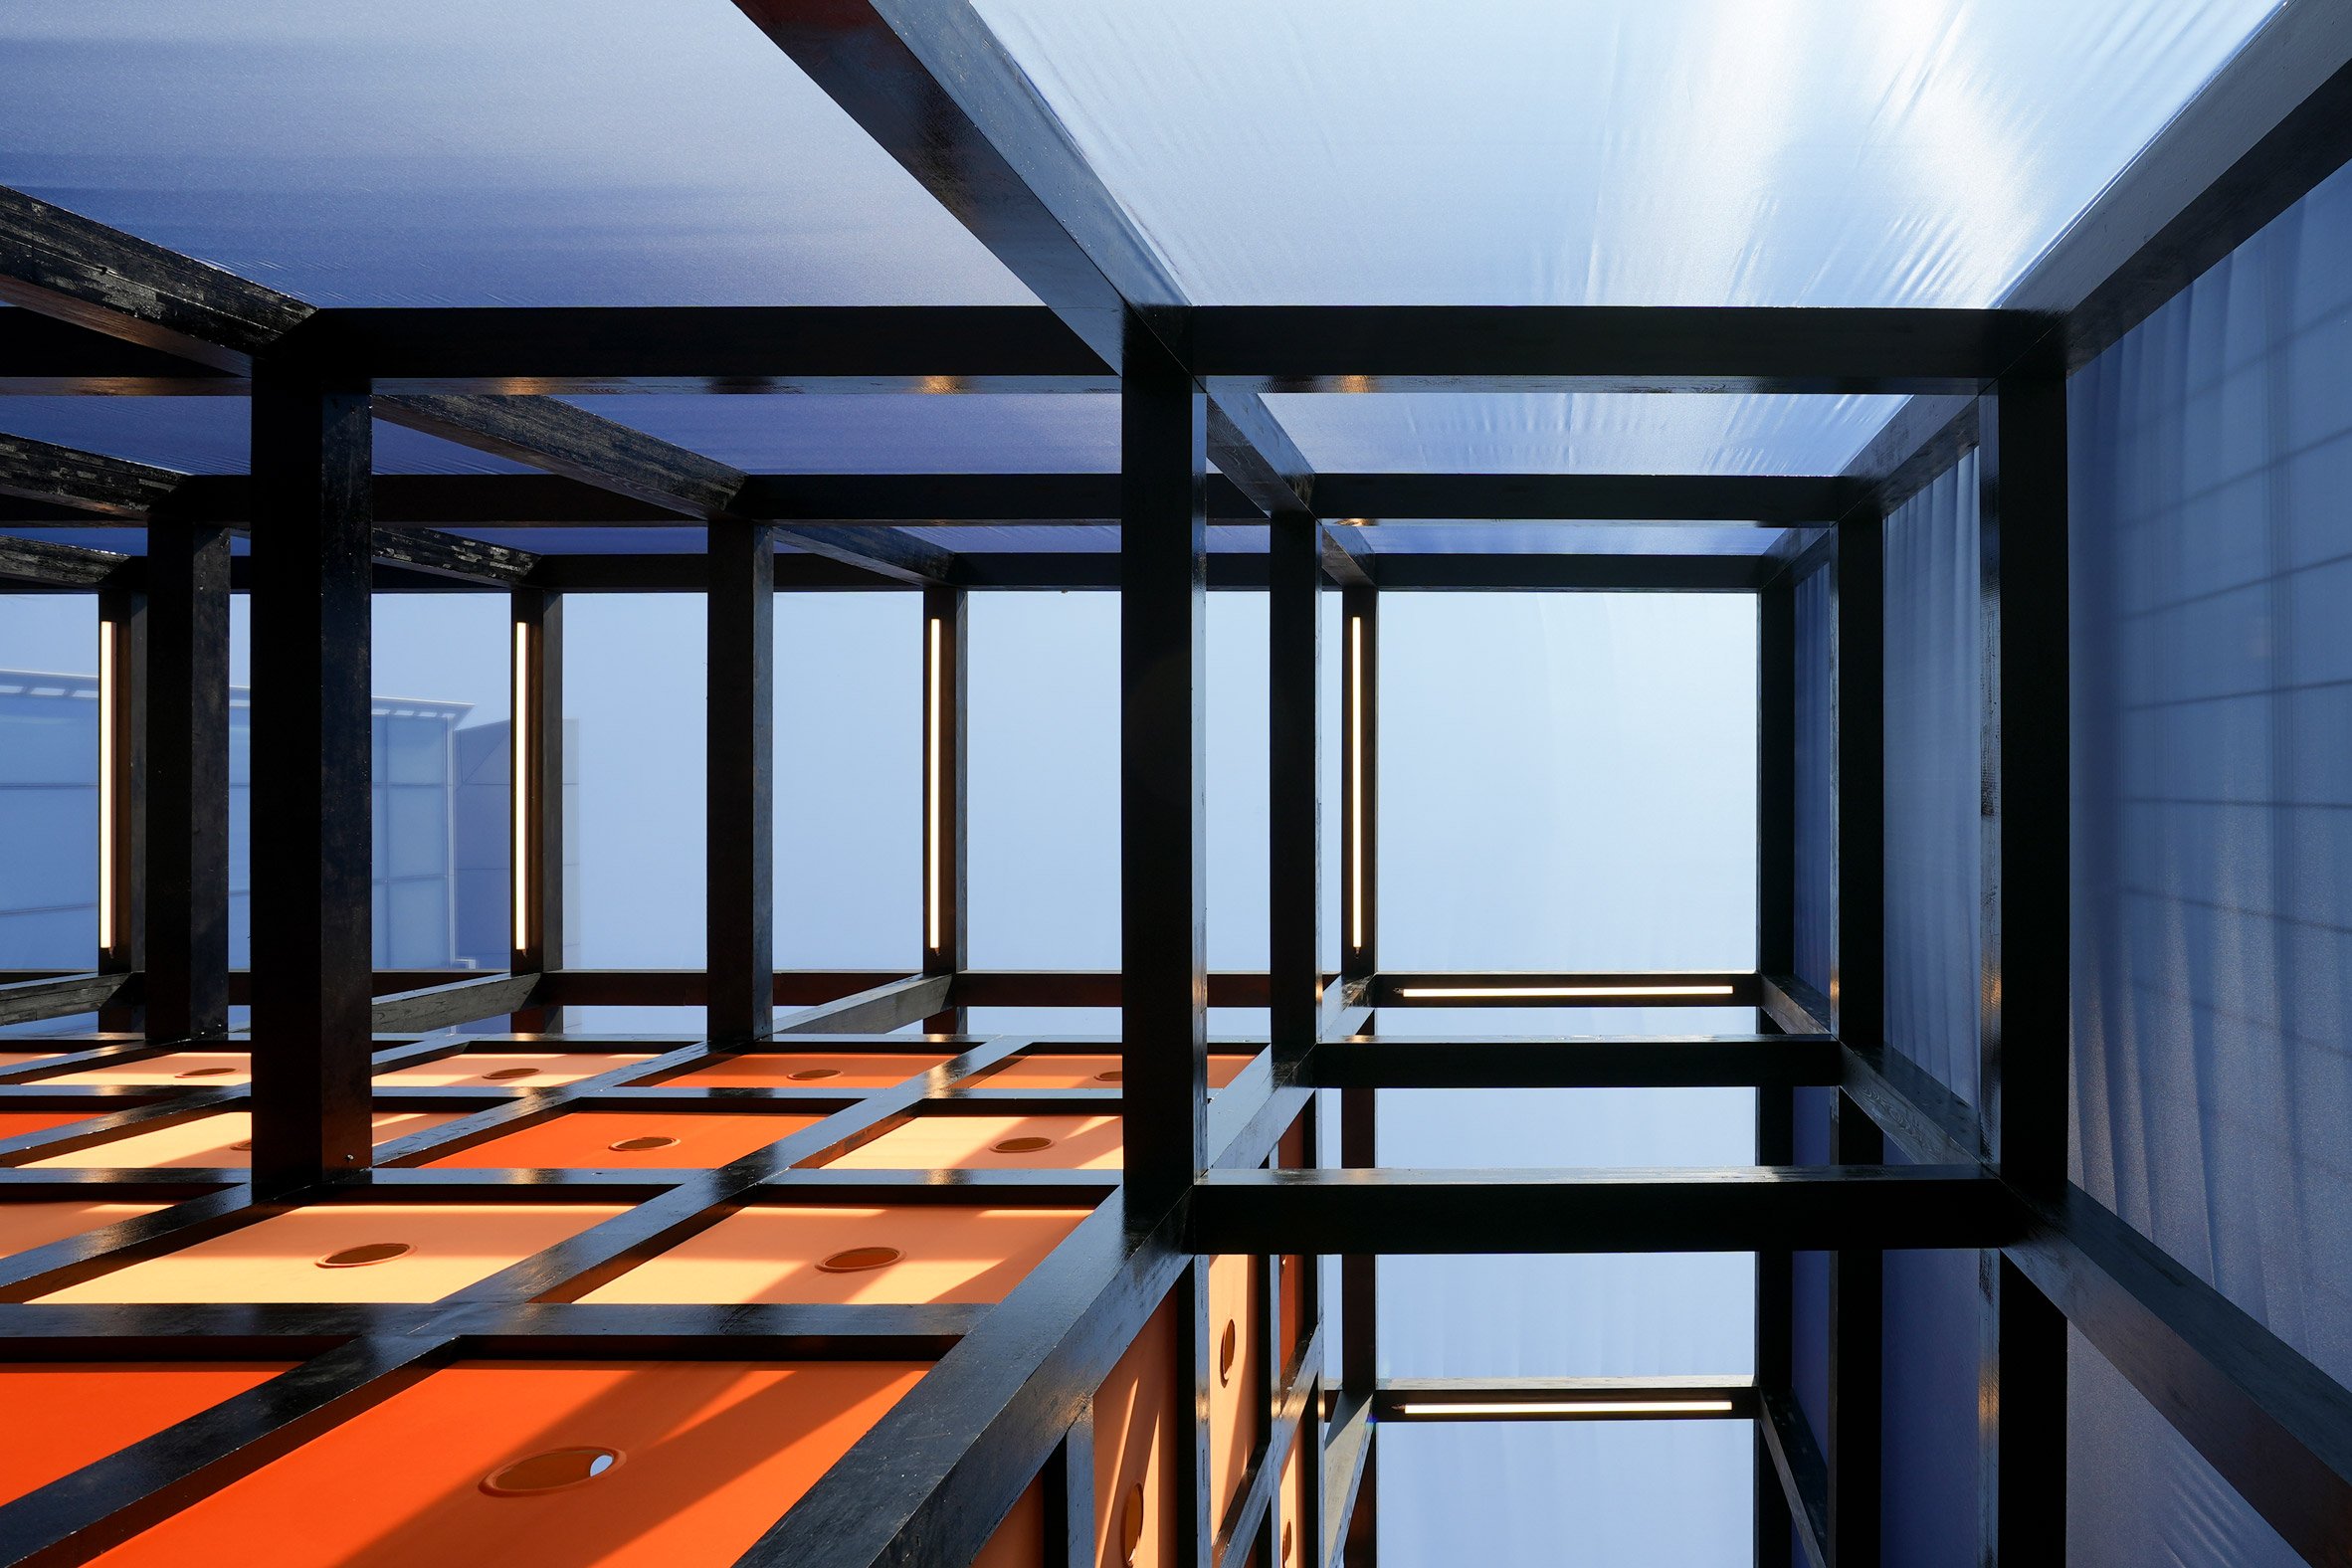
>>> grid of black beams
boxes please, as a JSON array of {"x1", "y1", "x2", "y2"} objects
[{"x1": 0, "y1": 12, "x2": 2345, "y2": 1568}]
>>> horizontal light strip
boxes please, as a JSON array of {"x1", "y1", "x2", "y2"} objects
[
  {"x1": 1393, "y1": 1400, "x2": 1737, "y2": 1418},
  {"x1": 1394, "y1": 985, "x2": 1738, "y2": 1000}
]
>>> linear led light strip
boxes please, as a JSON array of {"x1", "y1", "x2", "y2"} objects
[
  {"x1": 98, "y1": 619, "x2": 116, "y2": 951},
  {"x1": 1393, "y1": 1400, "x2": 1736, "y2": 1418},
  {"x1": 1394, "y1": 985, "x2": 1737, "y2": 1000},
  {"x1": 511, "y1": 620, "x2": 530, "y2": 953},
  {"x1": 926, "y1": 616, "x2": 943, "y2": 952},
  {"x1": 1348, "y1": 614, "x2": 1364, "y2": 952}
]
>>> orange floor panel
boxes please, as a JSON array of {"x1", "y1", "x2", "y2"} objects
[
  {"x1": 0, "y1": 1201, "x2": 163, "y2": 1259},
  {"x1": 86, "y1": 1360, "x2": 937, "y2": 1568},
  {"x1": 1276, "y1": 1428, "x2": 1307, "y2": 1568},
  {"x1": 969, "y1": 1054, "x2": 1254, "y2": 1090},
  {"x1": 375, "y1": 1052, "x2": 655, "y2": 1088},
  {"x1": 654, "y1": 1052, "x2": 951, "y2": 1089},
  {"x1": 825, "y1": 1114, "x2": 1122, "y2": 1171},
  {"x1": 0, "y1": 1363, "x2": 290, "y2": 1506},
  {"x1": 0, "y1": 1051, "x2": 67, "y2": 1075},
  {"x1": 35, "y1": 1051, "x2": 250, "y2": 1086},
  {"x1": 20, "y1": 1111, "x2": 456, "y2": 1169},
  {"x1": 1208, "y1": 1254, "x2": 1263, "y2": 1527},
  {"x1": 579, "y1": 1204, "x2": 1090, "y2": 1306},
  {"x1": 422, "y1": 1110, "x2": 820, "y2": 1169},
  {"x1": 32, "y1": 1203, "x2": 628, "y2": 1304},
  {"x1": 0, "y1": 1110, "x2": 97, "y2": 1142},
  {"x1": 1093, "y1": 1298, "x2": 1179, "y2": 1568}
]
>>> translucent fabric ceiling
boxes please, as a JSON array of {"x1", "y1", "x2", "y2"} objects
[{"x1": 973, "y1": 0, "x2": 2282, "y2": 306}]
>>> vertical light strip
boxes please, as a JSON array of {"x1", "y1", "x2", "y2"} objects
[
  {"x1": 511, "y1": 620, "x2": 530, "y2": 953},
  {"x1": 1349, "y1": 614, "x2": 1364, "y2": 952},
  {"x1": 97, "y1": 619, "x2": 115, "y2": 952},
  {"x1": 926, "y1": 616, "x2": 943, "y2": 952}
]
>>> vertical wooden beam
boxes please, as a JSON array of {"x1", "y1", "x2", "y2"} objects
[
  {"x1": 248, "y1": 360, "x2": 373, "y2": 1192},
  {"x1": 96, "y1": 581, "x2": 145, "y2": 1033},
  {"x1": 508, "y1": 587, "x2": 564, "y2": 1034},
  {"x1": 1048, "y1": 1409, "x2": 1096, "y2": 1568},
  {"x1": 1755, "y1": 573, "x2": 1797, "y2": 1568},
  {"x1": 1269, "y1": 515, "x2": 1320, "y2": 1072},
  {"x1": 706, "y1": 522, "x2": 775, "y2": 1044},
  {"x1": 142, "y1": 525, "x2": 232, "y2": 1042},
  {"x1": 1118, "y1": 317, "x2": 1208, "y2": 1218},
  {"x1": 922, "y1": 583, "x2": 968, "y2": 1035},
  {"x1": 1975, "y1": 374, "x2": 2070, "y2": 1559},
  {"x1": 1829, "y1": 1095, "x2": 1883, "y2": 1568},
  {"x1": 1337, "y1": 575, "x2": 1380, "y2": 1568}
]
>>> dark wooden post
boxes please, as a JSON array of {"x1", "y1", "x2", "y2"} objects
[
  {"x1": 706, "y1": 522, "x2": 775, "y2": 1044},
  {"x1": 142, "y1": 525, "x2": 232, "y2": 1042},
  {"x1": 508, "y1": 587, "x2": 565, "y2": 1034},
  {"x1": 1754, "y1": 569, "x2": 1797, "y2": 1568},
  {"x1": 1268, "y1": 514, "x2": 1320, "y2": 1073},
  {"x1": 95, "y1": 581, "x2": 144, "y2": 1034},
  {"x1": 922, "y1": 583, "x2": 968, "y2": 1034}
]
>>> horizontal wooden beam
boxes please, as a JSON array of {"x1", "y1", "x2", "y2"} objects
[
  {"x1": 0, "y1": 972, "x2": 128, "y2": 1028},
  {"x1": 0, "y1": 532, "x2": 130, "y2": 588},
  {"x1": 1189, "y1": 1166, "x2": 2022, "y2": 1254},
  {"x1": 770, "y1": 973, "x2": 952, "y2": 1037},
  {"x1": 1758, "y1": 1388, "x2": 1831, "y2": 1568},
  {"x1": 367, "y1": 973, "x2": 539, "y2": 1035},
  {"x1": 1309, "y1": 1035, "x2": 1839, "y2": 1089}
]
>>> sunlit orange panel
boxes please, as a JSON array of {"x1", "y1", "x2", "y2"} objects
[
  {"x1": 0, "y1": 1363, "x2": 289, "y2": 1505},
  {"x1": 1093, "y1": 1298, "x2": 1178, "y2": 1568},
  {"x1": 32, "y1": 1203, "x2": 627, "y2": 1304},
  {"x1": 374, "y1": 1052, "x2": 654, "y2": 1088},
  {"x1": 85, "y1": 1360, "x2": 929, "y2": 1568},
  {"x1": 21, "y1": 1111, "x2": 456, "y2": 1169},
  {"x1": 0, "y1": 1052, "x2": 66, "y2": 1075},
  {"x1": 1208, "y1": 1254, "x2": 1263, "y2": 1527},
  {"x1": 0, "y1": 1201, "x2": 161, "y2": 1259},
  {"x1": 580, "y1": 1205, "x2": 1090, "y2": 1306},
  {"x1": 1276, "y1": 1427, "x2": 1308, "y2": 1568},
  {"x1": 37, "y1": 1052, "x2": 250, "y2": 1085},
  {"x1": 970, "y1": 1055, "x2": 1254, "y2": 1090},
  {"x1": 422, "y1": 1111, "x2": 819, "y2": 1169},
  {"x1": 0, "y1": 1111, "x2": 95, "y2": 1142},
  {"x1": 978, "y1": 1478, "x2": 1048, "y2": 1568},
  {"x1": 826, "y1": 1114, "x2": 1122, "y2": 1171},
  {"x1": 655, "y1": 1052, "x2": 950, "y2": 1088}
]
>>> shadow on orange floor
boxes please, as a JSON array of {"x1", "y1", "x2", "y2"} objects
[
  {"x1": 0, "y1": 1363, "x2": 289, "y2": 1505},
  {"x1": 824, "y1": 1114, "x2": 1122, "y2": 1170},
  {"x1": 33, "y1": 1052, "x2": 250, "y2": 1085},
  {"x1": 375, "y1": 1052, "x2": 656, "y2": 1088},
  {"x1": 19, "y1": 1111, "x2": 454, "y2": 1168},
  {"x1": 0, "y1": 1201, "x2": 162, "y2": 1261},
  {"x1": 86, "y1": 1361, "x2": 1043, "y2": 1568},
  {"x1": 0, "y1": 1111, "x2": 98, "y2": 1144},
  {"x1": 31, "y1": 1203, "x2": 627, "y2": 1304},
  {"x1": 652, "y1": 1053, "x2": 950, "y2": 1089},
  {"x1": 579, "y1": 1205, "x2": 1090, "y2": 1305},
  {"x1": 422, "y1": 1111, "x2": 820, "y2": 1169}
]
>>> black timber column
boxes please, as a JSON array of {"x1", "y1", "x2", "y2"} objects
[
  {"x1": 1754, "y1": 571, "x2": 1796, "y2": 1568},
  {"x1": 1119, "y1": 318, "x2": 1208, "y2": 1218},
  {"x1": 1338, "y1": 577, "x2": 1380, "y2": 1568},
  {"x1": 707, "y1": 523, "x2": 775, "y2": 1044},
  {"x1": 249, "y1": 360, "x2": 373, "y2": 1192},
  {"x1": 1975, "y1": 375, "x2": 2069, "y2": 1561},
  {"x1": 1268, "y1": 514, "x2": 1320, "y2": 1072},
  {"x1": 509, "y1": 587, "x2": 565, "y2": 1034},
  {"x1": 1829, "y1": 518, "x2": 1886, "y2": 1568},
  {"x1": 96, "y1": 581, "x2": 144, "y2": 1033},
  {"x1": 143, "y1": 525, "x2": 231, "y2": 1041},
  {"x1": 922, "y1": 584, "x2": 968, "y2": 1035}
]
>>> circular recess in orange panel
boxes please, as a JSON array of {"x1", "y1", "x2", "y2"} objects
[
  {"x1": 607, "y1": 1135, "x2": 681, "y2": 1153},
  {"x1": 1219, "y1": 1321, "x2": 1238, "y2": 1386},
  {"x1": 1093, "y1": 1070, "x2": 1123, "y2": 1083},
  {"x1": 478, "y1": 1446, "x2": 625, "y2": 1496},
  {"x1": 481, "y1": 1068, "x2": 540, "y2": 1082},
  {"x1": 786, "y1": 1068, "x2": 841, "y2": 1081},
  {"x1": 175, "y1": 1067, "x2": 236, "y2": 1079},
  {"x1": 1121, "y1": 1481, "x2": 1147, "y2": 1565},
  {"x1": 816, "y1": 1246, "x2": 903, "y2": 1274},
  {"x1": 1282, "y1": 1522, "x2": 1293, "y2": 1563},
  {"x1": 230, "y1": 1140, "x2": 253, "y2": 1152},
  {"x1": 315, "y1": 1242, "x2": 414, "y2": 1269},
  {"x1": 992, "y1": 1135, "x2": 1054, "y2": 1154}
]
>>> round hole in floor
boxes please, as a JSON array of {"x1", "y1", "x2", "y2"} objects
[
  {"x1": 175, "y1": 1066, "x2": 237, "y2": 1078},
  {"x1": 818, "y1": 1246, "x2": 904, "y2": 1274},
  {"x1": 481, "y1": 1067, "x2": 540, "y2": 1082},
  {"x1": 786, "y1": 1067, "x2": 841, "y2": 1081},
  {"x1": 479, "y1": 1446, "x2": 625, "y2": 1496},
  {"x1": 991, "y1": 1135, "x2": 1054, "y2": 1154},
  {"x1": 608, "y1": 1134, "x2": 682, "y2": 1152},
  {"x1": 1121, "y1": 1481, "x2": 1147, "y2": 1564},
  {"x1": 229, "y1": 1139, "x2": 254, "y2": 1152},
  {"x1": 1282, "y1": 1521, "x2": 1294, "y2": 1563},
  {"x1": 315, "y1": 1242, "x2": 414, "y2": 1269},
  {"x1": 1092, "y1": 1070, "x2": 1122, "y2": 1084},
  {"x1": 1219, "y1": 1320, "x2": 1238, "y2": 1386}
]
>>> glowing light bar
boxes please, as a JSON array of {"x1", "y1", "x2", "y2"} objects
[
  {"x1": 1394, "y1": 985, "x2": 1738, "y2": 1000},
  {"x1": 511, "y1": 621, "x2": 530, "y2": 952},
  {"x1": 926, "y1": 616, "x2": 943, "y2": 952},
  {"x1": 98, "y1": 620, "x2": 115, "y2": 951},
  {"x1": 1393, "y1": 1400, "x2": 1736, "y2": 1418},
  {"x1": 1348, "y1": 614, "x2": 1364, "y2": 951}
]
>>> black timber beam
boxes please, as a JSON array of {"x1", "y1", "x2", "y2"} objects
[
  {"x1": 0, "y1": 429, "x2": 183, "y2": 517},
  {"x1": 1189, "y1": 1167, "x2": 2023, "y2": 1255},
  {"x1": 1186, "y1": 306, "x2": 2058, "y2": 394},
  {"x1": 1268, "y1": 515, "x2": 1320, "y2": 1070},
  {"x1": 367, "y1": 973, "x2": 538, "y2": 1035},
  {"x1": 0, "y1": 310, "x2": 243, "y2": 395},
  {"x1": 0, "y1": 531, "x2": 129, "y2": 588},
  {"x1": 705, "y1": 520, "x2": 776, "y2": 1043},
  {"x1": 141, "y1": 522, "x2": 232, "y2": 1042},
  {"x1": 0, "y1": 972, "x2": 127, "y2": 1027},
  {"x1": 1759, "y1": 1388, "x2": 1833, "y2": 1568}
]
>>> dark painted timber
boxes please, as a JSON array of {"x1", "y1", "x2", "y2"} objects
[
  {"x1": 771, "y1": 973, "x2": 949, "y2": 1037},
  {"x1": 921, "y1": 585, "x2": 968, "y2": 1033},
  {"x1": 508, "y1": 587, "x2": 565, "y2": 1032},
  {"x1": 0, "y1": 973, "x2": 125, "y2": 1027},
  {"x1": 0, "y1": 532, "x2": 127, "y2": 589},
  {"x1": 140, "y1": 523, "x2": 232, "y2": 1041},
  {"x1": 0, "y1": 429, "x2": 182, "y2": 517},
  {"x1": 1829, "y1": 1097, "x2": 1883, "y2": 1568},
  {"x1": 0, "y1": 310, "x2": 242, "y2": 394},
  {"x1": 367, "y1": 973, "x2": 538, "y2": 1035},
  {"x1": 706, "y1": 522, "x2": 776, "y2": 1043},
  {"x1": 1268, "y1": 515, "x2": 1320, "y2": 1071},
  {"x1": 1759, "y1": 1388, "x2": 1833, "y2": 1568}
]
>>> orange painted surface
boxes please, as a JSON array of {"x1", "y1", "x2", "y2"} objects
[
  {"x1": 375, "y1": 1052, "x2": 654, "y2": 1088},
  {"x1": 1276, "y1": 1428, "x2": 1307, "y2": 1568},
  {"x1": 87, "y1": 1360, "x2": 930, "y2": 1568},
  {"x1": 36, "y1": 1051, "x2": 250, "y2": 1085},
  {"x1": 0, "y1": 1111, "x2": 93, "y2": 1142},
  {"x1": 580, "y1": 1205, "x2": 1090, "y2": 1306},
  {"x1": 0, "y1": 1201, "x2": 162, "y2": 1259},
  {"x1": 1208, "y1": 1254, "x2": 1263, "y2": 1526},
  {"x1": 1275, "y1": 1120, "x2": 1307, "y2": 1368},
  {"x1": 0, "y1": 1052, "x2": 67, "y2": 1075},
  {"x1": 33, "y1": 1203, "x2": 627, "y2": 1304},
  {"x1": 1093, "y1": 1298, "x2": 1179, "y2": 1568},
  {"x1": 422, "y1": 1111, "x2": 819, "y2": 1169},
  {"x1": 969, "y1": 1055, "x2": 1253, "y2": 1090},
  {"x1": 22, "y1": 1111, "x2": 455, "y2": 1169},
  {"x1": 0, "y1": 1363, "x2": 289, "y2": 1506},
  {"x1": 977, "y1": 1477, "x2": 1047, "y2": 1568},
  {"x1": 826, "y1": 1114, "x2": 1122, "y2": 1171},
  {"x1": 655, "y1": 1052, "x2": 950, "y2": 1089}
]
